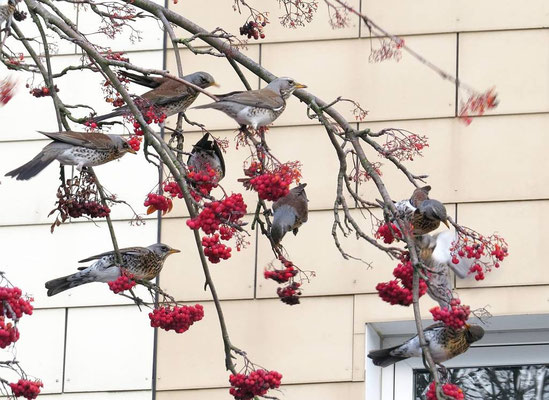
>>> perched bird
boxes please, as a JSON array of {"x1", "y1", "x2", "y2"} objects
[
  {"x1": 187, "y1": 133, "x2": 225, "y2": 184},
  {"x1": 416, "y1": 230, "x2": 473, "y2": 307},
  {"x1": 368, "y1": 323, "x2": 484, "y2": 367},
  {"x1": 0, "y1": 0, "x2": 16, "y2": 26},
  {"x1": 193, "y1": 77, "x2": 307, "y2": 129},
  {"x1": 5, "y1": 131, "x2": 136, "y2": 180},
  {"x1": 92, "y1": 71, "x2": 217, "y2": 122},
  {"x1": 45, "y1": 243, "x2": 180, "y2": 296},
  {"x1": 270, "y1": 183, "x2": 308, "y2": 245},
  {"x1": 394, "y1": 185, "x2": 449, "y2": 236}
]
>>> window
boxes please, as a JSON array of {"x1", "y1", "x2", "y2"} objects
[{"x1": 365, "y1": 314, "x2": 549, "y2": 400}]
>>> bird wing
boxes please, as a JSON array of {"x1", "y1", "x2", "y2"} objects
[
  {"x1": 140, "y1": 80, "x2": 194, "y2": 106},
  {"x1": 423, "y1": 322, "x2": 445, "y2": 332},
  {"x1": 38, "y1": 131, "x2": 115, "y2": 150},
  {"x1": 218, "y1": 88, "x2": 285, "y2": 110},
  {"x1": 78, "y1": 246, "x2": 149, "y2": 263}
]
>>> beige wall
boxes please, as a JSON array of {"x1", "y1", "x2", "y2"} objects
[
  {"x1": 0, "y1": 1, "x2": 548, "y2": 399},
  {"x1": 159, "y1": 1, "x2": 549, "y2": 399}
]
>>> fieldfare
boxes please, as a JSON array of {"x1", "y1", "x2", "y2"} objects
[
  {"x1": 5, "y1": 131, "x2": 136, "y2": 180},
  {"x1": 368, "y1": 323, "x2": 484, "y2": 367},
  {"x1": 395, "y1": 185, "x2": 449, "y2": 236},
  {"x1": 92, "y1": 71, "x2": 217, "y2": 122},
  {"x1": 0, "y1": 0, "x2": 15, "y2": 26},
  {"x1": 188, "y1": 133, "x2": 225, "y2": 184},
  {"x1": 416, "y1": 230, "x2": 472, "y2": 307},
  {"x1": 270, "y1": 183, "x2": 308, "y2": 245},
  {"x1": 45, "y1": 243, "x2": 180, "y2": 296},
  {"x1": 193, "y1": 77, "x2": 307, "y2": 129}
]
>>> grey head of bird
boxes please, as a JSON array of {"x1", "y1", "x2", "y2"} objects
[
  {"x1": 465, "y1": 324, "x2": 485, "y2": 343},
  {"x1": 185, "y1": 71, "x2": 218, "y2": 89},
  {"x1": 266, "y1": 77, "x2": 307, "y2": 100},
  {"x1": 290, "y1": 182, "x2": 308, "y2": 199},
  {"x1": 418, "y1": 199, "x2": 449, "y2": 226},
  {"x1": 108, "y1": 135, "x2": 137, "y2": 155},
  {"x1": 148, "y1": 243, "x2": 181, "y2": 259}
]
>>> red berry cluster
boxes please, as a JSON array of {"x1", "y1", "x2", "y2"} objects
[
  {"x1": 66, "y1": 200, "x2": 110, "y2": 218},
  {"x1": 0, "y1": 287, "x2": 33, "y2": 320},
  {"x1": 187, "y1": 194, "x2": 247, "y2": 234},
  {"x1": 127, "y1": 135, "x2": 142, "y2": 152},
  {"x1": 9, "y1": 379, "x2": 43, "y2": 400},
  {"x1": 144, "y1": 193, "x2": 173, "y2": 215},
  {"x1": 264, "y1": 258, "x2": 297, "y2": 284},
  {"x1": 277, "y1": 282, "x2": 301, "y2": 305},
  {"x1": 229, "y1": 369, "x2": 282, "y2": 400},
  {"x1": 376, "y1": 260, "x2": 427, "y2": 306},
  {"x1": 107, "y1": 274, "x2": 136, "y2": 294},
  {"x1": 0, "y1": 317, "x2": 20, "y2": 348},
  {"x1": 239, "y1": 20, "x2": 267, "y2": 40},
  {"x1": 143, "y1": 107, "x2": 166, "y2": 125},
  {"x1": 149, "y1": 304, "x2": 204, "y2": 333},
  {"x1": 28, "y1": 85, "x2": 59, "y2": 98},
  {"x1": 426, "y1": 382, "x2": 464, "y2": 400},
  {"x1": 459, "y1": 87, "x2": 498, "y2": 126},
  {"x1": 451, "y1": 233, "x2": 508, "y2": 281},
  {"x1": 13, "y1": 10, "x2": 28, "y2": 21},
  {"x1": 242, "y1": 162, "x2": 301, "y2": 202},
  {"x1": 84, "y1": 120, "x2": 99, "y2": 131},
  {"x1": 375, "y1": 223, "x2": 402, "y2": 244},
  {"x1": 0, "y1": 77, "x2": 16, "y2": 106},
  {"x1": 430, "y1": 298, "x2": 471, "y2": 330},
  {"x1": 188, "y1": 165, "x2": 218, "y2": 198},
  {"x1": 163, "y1": 180, "x2": 183, "y2": 199},
  {"x1": 201, "y1": 234, "x2": 232, "y2": 264},
  {"x1": 103, "y1": 50, "x2": 130, "y2": 63}
]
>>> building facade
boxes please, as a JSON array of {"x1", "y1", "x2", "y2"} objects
[{"x1": 0, "y1": 0, "x2": 548, "y2": 399}]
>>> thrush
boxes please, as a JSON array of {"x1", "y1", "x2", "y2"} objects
[
  {"x1": 5, "y1": 131, "x2": 136, "y2": 180},
  {"x1": 416, "y1": 230, "x2": 473, "y2": 307},
  {"x1": 368, "y1": 323, "x2": 484, "y2": 367},
  {"x1": 193, "y1": 77, "x2": 307, "y2": 129},
  {"x1": 394, "y1": 185, "x2": 449, "y2": 236},
  {"x1": 0, "y1": 0, "x2": 15, "y2": 26},
  {"x1": 270, "y1": 183, "x2": 308, "y2": 245},
  {"x1": 45, "y1": 243, "x2": 180, "y2": 296},
  {"x1": 187, "y1": 133, "x2": 225, "y2": 184},
  {"x1": 92, "y1": 71, "x2": 217, "y2": 122}
]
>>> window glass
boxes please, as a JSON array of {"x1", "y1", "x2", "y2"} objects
[{"x1": 414, "y1": 365, "x2": 549, "y2": 400}]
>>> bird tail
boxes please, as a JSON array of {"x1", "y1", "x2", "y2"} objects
[
  {"x1": 271, "y1": 206, "x2": 296, "y2": 245},
  {"x1": 368, "y1": 345, "x2": 408, "y2": 367},
  {"x1": 45, "y1": 274, "x2": 85, "y2": 297},
  {"x1": 91, "y1": 108, "x2": 127, "y2": 123},
  {"x1": 5, "y1": 152, "x2": 55, "y2": 180},
  {"x1": 119, "y1": 71, "x2": 159, "y2": 88}
]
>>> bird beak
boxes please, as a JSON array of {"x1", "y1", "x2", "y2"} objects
[
  {"x1": 128, "y1": 148, "x2": 137, "y2": 155},
  {"x1": 443, "y1": 219, "x2": 450, "y2": 229},
  {"x1": 168, "y1": 248, "x2": 181, "y2": 255},
  {"x1": 294, "y1": 83, "x2": 307, "y2": 89},
  {"x1": 211, "y1": 82, "x2": 220, "y2": 88}
]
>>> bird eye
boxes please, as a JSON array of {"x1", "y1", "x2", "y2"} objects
[
  {"x1": 289, "y1": 80, "x2": 295, "y2": 85},
  {"x1": 123, "y1": 142, "x2": 129, "y2": 148}
]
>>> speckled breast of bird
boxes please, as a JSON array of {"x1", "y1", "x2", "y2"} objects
[
  {"x1": 122, "y1": 252, "x2": 163, "y2": 280},
  {"x1": 162, "y1": 93, "x2": 199, "y2": 116},
  {"x1": 444, "y1": 329, "x2": 471, "y2": 358}
]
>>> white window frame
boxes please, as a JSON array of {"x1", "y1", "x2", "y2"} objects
[{"x1": 365, "y1": 315, "x2": 549, "y2": 400}]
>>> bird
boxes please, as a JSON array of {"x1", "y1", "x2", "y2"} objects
[
  {"x1": 92, "y1": 71, "x2": 217, "y2": 123},
  {"x1": 270, "y1": 183, "x2": 308, "y2": 245},
  {"x1": 394, "y1": 185, "x2": 449, "y2": 236},
  {"x1": 0, "y1": 0, "x2": 16, "y2": 27},
  {"x1": 193, "y1": 77, "x2": 307, "y2": 129},
  {"x1": 5, "y1": 131, "x2": 136, "y2": 180},
  {"x1": 45, "y1": 243, "x2": 180, "y2": 296},
  {"x1": 187, "y1": 133, "x2": 225, "y2": 184},
  {"x1": 416, "y1": 230, "x2": 473, "y2": 307},
  {"x1": 368, "y1": 323, "x2": 484, "y2": 367}
]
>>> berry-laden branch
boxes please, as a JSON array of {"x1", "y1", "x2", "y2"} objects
[{"x1": 0, "y1": 272, "x2": 42, "y2": 400}]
